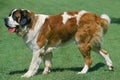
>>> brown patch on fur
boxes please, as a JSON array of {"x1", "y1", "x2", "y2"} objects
[
  {"x1": 28, "y1": 11, "x2": 36, "y2": 29},
  {"x1": 37, "y1": 13, "x2": 78, "y2": 47},
  {"x1": 31, "y1": 16, "x2": 39, "y2": 30},
  {"x1": 37, "y1": 34, "x2": 47, "y2": 48},
  {"x1": 67, "y1": 11, "x2": 78, "y2": 16},
  {"x1": 85, "y1": 56, "x2": 92, "y2": 67},
  {"x1": 12, "y1": 10, "x2": 21, "y2": 23},
  {"x1": 76, "y1": 13, "x2": 104, "y2": 48}
]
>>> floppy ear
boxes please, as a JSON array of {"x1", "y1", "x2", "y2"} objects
[{"x1": 20, "y1": 10, "x2": 31, "y2": 26}]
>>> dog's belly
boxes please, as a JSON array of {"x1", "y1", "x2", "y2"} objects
[{"x1": 46, "y1": 38, "x2": 75, "y2": 53}]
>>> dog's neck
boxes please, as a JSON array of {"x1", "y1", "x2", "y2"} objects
[{"x1": 22, "y1": 15, "x2": 41, "y2": 43}]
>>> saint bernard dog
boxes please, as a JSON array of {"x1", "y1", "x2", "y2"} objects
[{"x1": 4, "y1": 9, "x2": 113, "y2": 78}]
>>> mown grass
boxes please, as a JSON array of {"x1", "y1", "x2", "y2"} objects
[{"x1": 0, "y1": 0, "x2": 120, "y2": 80}]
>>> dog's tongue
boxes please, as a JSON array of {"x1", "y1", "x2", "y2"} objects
[{"x1": 8, "y1": 28, "x2": 16, "y2": 33}]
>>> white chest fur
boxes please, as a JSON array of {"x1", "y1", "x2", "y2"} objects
[{"x1": 25, "y1": 30, "x2": 39, "y2": 51}]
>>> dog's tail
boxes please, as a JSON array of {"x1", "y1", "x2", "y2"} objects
[{"x1": 100, "y1": 14, "x2": 111, "y2": 34}]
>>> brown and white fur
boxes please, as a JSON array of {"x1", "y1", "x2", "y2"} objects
[{"x1": 4, "y1": 9, "x2": 113, "y2": 78}]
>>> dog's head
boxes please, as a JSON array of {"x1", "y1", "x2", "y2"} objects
[{"x1": 4, "y1": 9, "x2": 35, "y2": 36}]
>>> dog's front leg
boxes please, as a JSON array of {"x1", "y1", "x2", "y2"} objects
[
  {"x1": 43, "y1": 52, "x2": 53, "y2": 74},
  {"x1": 21, "y1": 50, "x2": 43, "y2": 78}
]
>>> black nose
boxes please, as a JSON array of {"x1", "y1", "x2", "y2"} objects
[{"x1": 4, "y1": 18, "x2": 9, "y2": 23}]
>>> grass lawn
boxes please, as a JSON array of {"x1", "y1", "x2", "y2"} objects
[{"x1": 0, "y1": 0, "x2": 120, "y2": 80}]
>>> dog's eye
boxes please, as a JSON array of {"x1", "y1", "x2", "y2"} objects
[{"x1": 12, "y1": 16, "x2": 18, "y2": 21}]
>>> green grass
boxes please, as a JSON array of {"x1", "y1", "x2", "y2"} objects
[{"x1": 0, "y1": 0, "x2": 120, "y2": 80}]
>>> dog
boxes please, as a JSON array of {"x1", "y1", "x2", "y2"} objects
[{"x1": 4, "y1": 9, "x2": 113, "y2": 78}]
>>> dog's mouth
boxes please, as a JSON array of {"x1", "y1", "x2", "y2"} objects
[
  {"x1": 5, "y1": 24, "x2": 19, "y2": 33},
  {"x1": 8, "y1": 27, "x2": 16, "y2": 33}
]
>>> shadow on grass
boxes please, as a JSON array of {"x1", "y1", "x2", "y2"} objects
[
  {"x1": 8, "y1": 62, "x2": 105, "y2": 75},
  {"x1": 50, "y1": 62, "x2": 105, "y2": 72},
  {"x1": 111, "y1": 17, "x2": 120, "y2": 24},
  {"x1": 9, "y1": 69, "x2": 28, "y2": 75}
]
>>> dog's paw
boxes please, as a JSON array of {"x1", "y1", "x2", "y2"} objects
[
  {"x1": 21, "y1": 74, "x2": 32, "y2": 78},
  {"x1": 42, "y1": 70, "x2": 50, "y2": 75},
  {"x1": 109, "y1": 66, "x2": 114, "y2": 71},
  {"x1": 21, "y1": 71, "x2": 34, "y2": 78},
  {"x1": 77, "y1": 71, "x2": 86, "y2": 74}
]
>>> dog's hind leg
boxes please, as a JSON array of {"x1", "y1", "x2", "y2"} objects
[
  {"x1": 75, "y1": 31, "x2": 92, "y2": 74},
  {"x1": 98, "y1": 49, "x2": 114, "y2": 71},
  {"x1": 77, "y1": 43, "x2": 92, "y2": 74},
  {"x1": 43, "y1": 52, "x2": 53, "y2": 74}
]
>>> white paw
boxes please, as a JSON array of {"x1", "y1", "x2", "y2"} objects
[
  {"x1": 109, "y1": 66, "x2": 114, "y2": 71},
  {"x1": 21, "y1": 71, "x2": 34, "y2": 78},
  {"x1": 42, "y1": 70, "x2": 50, "y2": 75},
  {"x1": 77, "y1": 71, "x2": 86, "y2": 74}
]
